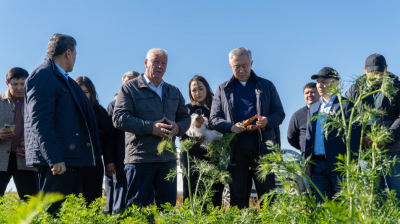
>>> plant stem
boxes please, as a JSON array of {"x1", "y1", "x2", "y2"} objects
[{"x1": 186, "y1": 152, "x2": 195, "y2": 213}]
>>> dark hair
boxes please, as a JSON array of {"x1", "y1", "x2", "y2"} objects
[
  {"x1": 303, "y1": 82, "x2": 317, "y2": 92},
  {"x1": 75, "y1": 76, "x2": 100, "y2": 110},
  {"x1": 47, "y1": 33, "x2": 77, "y2": 58},
  {"x1": 188, "y1": 75, "x2": 214, "y2": 109},
  {"x1": 6, "y1": 67, "x2": 29, "y2": 82}
]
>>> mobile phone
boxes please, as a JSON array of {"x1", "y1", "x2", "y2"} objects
[{"x1": 4, "y1": 124, "x2": 16, "y2": 133}]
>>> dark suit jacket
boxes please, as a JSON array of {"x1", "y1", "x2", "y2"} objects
[
  {"x1": 24, "y1": 56, "x2": 101, "y2": 167},
  {"x1": 304, "y1": 96, "x2": 360, "y2": 173},
  {"x1": 107, "y1": 100, "x2": 126, "y2": 183}
]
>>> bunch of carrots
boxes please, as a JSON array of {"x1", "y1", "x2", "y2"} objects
[{"x1": 241, "y1": 114, "x2": 263, "y2": 131}]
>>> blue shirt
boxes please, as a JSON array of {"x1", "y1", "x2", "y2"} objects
[
  {"x1": 143, "y1": 75, "x2": 164, "y2": 100},
  {"x1": 54, "y1": 63, "x2": 69, "y2": 81},
  {"x1": 314, "y1": 94, "x2": 337, "y2": 155}
]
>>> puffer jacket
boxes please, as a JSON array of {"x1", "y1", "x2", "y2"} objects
[{"x1": 113, "y1": 74, "x2": 190, "y2": 163}]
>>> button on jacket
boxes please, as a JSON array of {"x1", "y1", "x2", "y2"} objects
[{"x1": 113, "y1": 74, "x2": 190, "y2": 164}]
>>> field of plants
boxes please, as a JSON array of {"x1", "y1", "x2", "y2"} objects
[{"x1": 1, "y1": 72, "x2": 400, "y2": 223}]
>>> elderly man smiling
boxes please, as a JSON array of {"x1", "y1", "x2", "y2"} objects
[
  {"x1": 210, "y1": 47, "x2": 285, "y2": 208},
  {"x1": 113, "y1": 48, "x2": 190, "y2": 208}
]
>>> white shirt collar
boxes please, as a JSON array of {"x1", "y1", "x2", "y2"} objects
[{"x1": 143, "y1": 74, "x2": 164, "y2": 87}]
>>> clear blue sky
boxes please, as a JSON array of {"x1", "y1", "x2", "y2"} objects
[{"x1": 1, "y1": 1, "x2": 399, "y2": 153}]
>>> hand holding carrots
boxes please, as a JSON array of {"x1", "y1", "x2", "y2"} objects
[
  {"x1": 231, "y1": 123, "x2": 246, "y2": 134},
  {"x1": 256, "y1": 116, "x2": 268, "y2": 128}
]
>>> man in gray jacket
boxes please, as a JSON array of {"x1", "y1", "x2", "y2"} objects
[
  {"x1": 113, "y1": 48, "x2": 190, "y2": 208},
  {"x1": 0, "y1": 67, "x2": 37, "y2": 200}
]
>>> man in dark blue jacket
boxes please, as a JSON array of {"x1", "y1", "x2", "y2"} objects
[
  {"x1": 304, "y1": 67, "x2": 359, "y2": 203},
  {"x1": 210, "y1": 47, "x2": 285, "y2": 208},
  {"x1": 24, "y1": 34, "x2": 101, "y2": 214}
]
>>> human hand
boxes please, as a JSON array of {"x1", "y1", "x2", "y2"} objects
[
  {"x1": 256, "y1": 116, "x2": 268, "y2": 128},
  {"x1": 0, "y1": 128, "x2": 15, "y2": 140},
  {"x1": 152, "y1": 117, "x2": 172, "y2": 139},
  {"x1": 165, "y1": 118, "x2": 179, "y2": 137},
  {"x1": 231, "y1": 123, "x2": 246, "y2": 134},
  {"x1": 16, "y1": 141, "x2": 26, "y2": 157},
  {"x1": 51, "y1": 162, "x2": 66, "y2": 175},
  {"x1": 105, "y1": 163, "x2": 116, "y2": 176},
  {"x1": 362, "y1": 136, "x2": 385, "y2": 148}
]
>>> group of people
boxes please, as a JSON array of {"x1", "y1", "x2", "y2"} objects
[{"x1": 0, "y1": 32, "x2": 399, "y2": 215}]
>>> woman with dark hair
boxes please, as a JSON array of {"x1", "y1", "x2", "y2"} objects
[
  {"x1": 75, "y1": 76, "x2": 115, "y2": 205},
  {"x1": 180, "y1": 75, "x2": 224, "y2": 207}
]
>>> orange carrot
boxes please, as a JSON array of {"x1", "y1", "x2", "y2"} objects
[
  {"x1": 242, "y1": 115, "x2": 258, "y2": 126},
  {"x1": 246, "y1": 124, "x2": 262, "y2": 131}
]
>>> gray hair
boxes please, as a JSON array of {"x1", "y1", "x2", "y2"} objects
[
  {"x1": 146, "y1": 48, "x2": 168, "y2": 59},
  {"x1": 229, "y1": 47, "x2": 252, "y2": 63},
  {"x1": 47, "y1": 33, "x2": 77, "y2": 58},
  {"x1": 121, "y1": 71, "x2": 140, "y2": 82}
]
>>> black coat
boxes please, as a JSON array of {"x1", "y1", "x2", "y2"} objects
[
  {"x1": 94, "y1": 105, "x2": 114, "y2": 164},
  {"x1": 287, "y1": 106, "x2": 308, "y2": 152},
  {"x1": 209, "y1": 70, "x2": 285, "y2": 156},
  {"x1": 24, "y1": 56, "x2": 101, "y2": 167},
  {"x1": 107, "y1": 100, "x2": 127, "y2": 183},
  {"x1": 345, "y1": 73, "x2": 400, "y2": 154}
]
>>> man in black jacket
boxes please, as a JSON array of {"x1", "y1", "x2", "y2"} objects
[
  {"x1": 345, "y1": 53, "x2": 400, "y2": 202},
  {"x1": 24, "y1": 34, "x2": 101, "y2": 214},
  {"x1": 105, "y1": 71, "x2": 140, "y2": 214},
  {"x1": 287, "y1": 82, "x2": 320, "y2": 152},
  {"x1": 210, "y1": 47, "x2": 285, "y2": 208}
]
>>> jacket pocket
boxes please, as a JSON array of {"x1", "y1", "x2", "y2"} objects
[
  {"x1": 56, "y1": 130, "x2": 80, "y2": 159},
  {"x1": 134, "y1": 93, "x2": 156, "y2": 114},
  {"x1": 164, "y1": 94, "x2": 179, "y2": 116}
]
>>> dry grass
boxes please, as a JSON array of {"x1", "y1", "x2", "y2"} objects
[{"x1": 175, "y1": 194, "x2": 260, "y2": 210}]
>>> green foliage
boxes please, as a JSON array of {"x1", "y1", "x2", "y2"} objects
[{"x1": 206, "y1": 132, "x2": 236, "y2": 171}]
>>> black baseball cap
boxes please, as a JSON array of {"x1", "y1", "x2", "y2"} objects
[
  {"x1": 365, "y1": 53, "x2": 387, "y2": 73},
  {"x1": 311, "y1": 67, "x2": 339, "y2": 80}
]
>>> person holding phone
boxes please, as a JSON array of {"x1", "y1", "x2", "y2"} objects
[{"x1": 0, "y1": 67, "x2": 37, "y2": 201}]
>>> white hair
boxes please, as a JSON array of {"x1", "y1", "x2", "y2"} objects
[
  {"x1": 146, "y1": 48, "x2": 168, "y2": 59},
  {"x1": 229, "y1": 47, "x2": 252, "y2": 63},
  {"x1": 121, "y1": 71, "x2": 140, "y2": 82}
]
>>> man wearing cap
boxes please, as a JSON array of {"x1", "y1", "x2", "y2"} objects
[
  {"x1": 346, "y1": 54, "x2": 400, "y2": 201},
  {"x1": 304, "y1": 67, "x2": 359, "y2": 203}
]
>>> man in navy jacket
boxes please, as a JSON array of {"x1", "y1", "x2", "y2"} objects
[
  {"x1": 304, "y1": 67, "x2": 359, "y2": 203},
  {"x1": 24, "y1": 34, "x2": 101, "y2": 214},
  {"x1": 210, "y1": 47, "x2": 285, "y2": 208}
]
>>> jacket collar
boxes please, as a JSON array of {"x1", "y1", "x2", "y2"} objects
[
  {"x1": 224, "y1": 70, "x2": 261, "y2": 88},
  {"x1": 0, "y1": 90, "x2": 10, "y2": 101},
  {"x1": 137, "y1": 73, "x2": 149, "y2": 88},
  {"x1": 43, "y1": 55, "x2": 68, "y2": 80}
]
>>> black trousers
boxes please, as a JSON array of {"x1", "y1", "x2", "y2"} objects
[
  {"x1": 0, "y1": 154, "x2": 37, "y2": 201},
  {"x1": 38, "y1": 166, "x2": 83, "y2": 214},
  {"x1": 229, "y1": 141, "x2": 275, "y2": 209},
  {"x1": 82, "y1": 159, "x2": 104, "y2": 205},
  {"x1": 180, "y1": 151, "x2": 224, "y2": 207}
]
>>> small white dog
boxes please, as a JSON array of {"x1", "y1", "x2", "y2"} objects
[{"x1": 186, "y1": 113, "x2": 223, "y2": 149}]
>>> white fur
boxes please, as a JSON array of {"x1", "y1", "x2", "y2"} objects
[{"x1": 186, "y1": 113, "x2": 223, "y2": 149}]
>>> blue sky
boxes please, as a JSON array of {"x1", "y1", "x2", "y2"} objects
[{"x1": 1, "y1": 1, "x2": 400, "y2": 190}]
